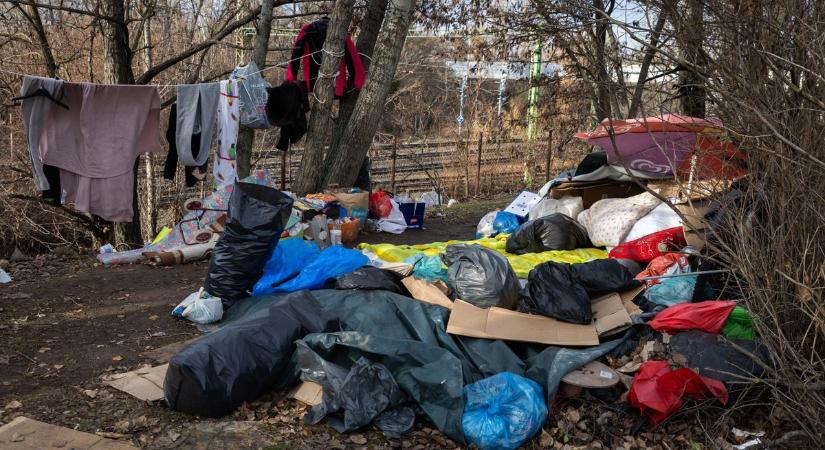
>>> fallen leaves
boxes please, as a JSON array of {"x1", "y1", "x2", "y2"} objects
[
  {"x1": 349, "y1": 434, "x2": 367, "y2": 445},
  {"x1": 112, "y1": 355, "x2": 123, "y2": 361},
  {"x1": 5, "y1": 400, "x2": 22, "y2": 409}
]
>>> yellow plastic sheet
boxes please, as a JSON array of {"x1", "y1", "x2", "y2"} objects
[{"x1": 359, "y1": 235, "x2": 607, "y2": 278}]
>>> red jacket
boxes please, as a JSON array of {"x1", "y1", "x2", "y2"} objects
[{"x1": 285, "y1": 19, "x2": 366, "y2": 98}]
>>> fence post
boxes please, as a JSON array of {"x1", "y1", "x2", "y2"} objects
[
  {"x1": 545, "y1": 128, "x2": 553, "y2": 181},
  {"x1": 280, "y1": 149, "x2": 287, "y2": 190},
  {"x1": 476, "y1": 132, "x2": 483, "y2": 196},
  {"x1": 391, "y1": 137, "x2": 398, "y2": 193}
]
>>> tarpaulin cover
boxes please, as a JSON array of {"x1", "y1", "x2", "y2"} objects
[
  {"x1": 98, "y1": 170, "x2": 274, "y2": 266},
  {"x1": 360, "y1": 235, "x2": 608, "y2": 278},
  {"x1": 297, "y1": 349, "x2": 415, "y2": 437},
  {"x1": 297, "y1": 290, "x2": 627, "y2": 443},
  {"x1": 493, "y1": 211, "x2": 520, "y2": 235},
  {"x1": 444, "y1": 244, "x2": 520, "y2": 309},
  {"x1": 334, "y1": 266, "x2": 408, "y2": 296},
  {"x1": 505, "y1": 214, "x2": 591, "y2": 255},
  {"x1": 521, "y1": 259, "x2": 639, "y2": 324},
  {"x1": 164, "y1": 291, "x2": 338, "y2": 417},
  {"x1": 608, "y1": 227, "x2": 687, "y2": 263},
  {"x1": 251, "y1": 237, "x2": 320, "y2": 297},
  {"x1": 462, "y1": 372, "x2": 547, "y2": 450},
  {"x1": 628, "y1": 360, "x2": 728, "y2": 424},
  {"x1": 575, "y1": 115, "x2": 733, "y2": 177},
  {"x1": 648, "y1": 300, "x2": 737, "y2": 334},
  {"x1": 270, "y1": 245, "x2": 368, "y2": 293},
  {"x1": 204, "y1": 182, "x2": 293, "y2": 307},
  {"x1": 669, "y1": 331, "x2": 770, "y2": 384},
  {"x1": 721, "y1": 306, "x2": 754, "y2": 340}
]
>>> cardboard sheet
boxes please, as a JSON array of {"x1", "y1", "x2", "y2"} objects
[
  {"x1": 289, "y1": 381, "x2": 324, "y2": 406},
  {"x1": 447, "y1": 300, "x2": 600, "y2": 346},
  {"x1": 619, "y1": 286, "x2": 645, "y2": 316},
  {"x1": 447, "y1": 288, "x2": 636, "y2": 346},
  {"x1": 103, "y1": 364, "x2": 167, "y2": 402},
  {"x1": 592, "y1": 293, "x2": 633, "y2": 336},
  {"x1": 0, "y1": 416, "x2": 137, "y2": 449},
  {"x1": 401, "y1": 277, "x2": 453, "y2": 309}
]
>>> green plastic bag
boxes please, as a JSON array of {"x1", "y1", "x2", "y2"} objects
[{"x1": 722, "y1": 306, "x2": 754, "y2": 340}]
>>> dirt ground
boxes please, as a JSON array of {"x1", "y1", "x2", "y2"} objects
[{"x1": 0, "y1": 199, "x2": 774, "y2": 449}]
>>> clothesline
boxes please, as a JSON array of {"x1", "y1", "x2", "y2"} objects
[{"x1": 0, "y1": 48, "x2": 326, "y2": 89}]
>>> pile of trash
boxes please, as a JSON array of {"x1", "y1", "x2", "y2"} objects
[
  {"x1": 156, "y1": 115, "x2": 767, "y2": 450},
  {"x1": 97, "y1": 172, "x2": 433, "y2": 268}
]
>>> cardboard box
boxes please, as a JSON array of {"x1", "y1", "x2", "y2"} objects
[
  {"x1": 401, "y1": 277, "x2": 453, "y2": 309},
  {"x1": 676, "y1": 202, "x2": 712, "y2": 250},
  {"x1": 446, "y1": 289, "x2": 637, "y2": 346},
  {"x1": 551, "y1": 180, "x2": 645, "y2": 209},
  {"x1": 102, "y1": 364, "x2": 167, "y2": 402},
  {"x1": 504, "y1": 191, "x2": 542, "y2": 218}
]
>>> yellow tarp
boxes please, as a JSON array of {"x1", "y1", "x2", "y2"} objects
[{"x1": 359, "y1": 235, "x2": 608, "y2": 278}]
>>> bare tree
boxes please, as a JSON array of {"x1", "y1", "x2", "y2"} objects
[{"x1": 322, "y1": 0, "x2": 416, "y2": 188}]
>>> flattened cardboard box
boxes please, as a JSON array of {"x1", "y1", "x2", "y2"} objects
[
  {"x1": 447, "y1": 291, "x2": 634, "y2": 346},
  {"x1": 402, "y1": 277, "x2": 453, "y2": 310},
  {"x1": 0, "y1": 416, "x2": 138, "y2": 449}
]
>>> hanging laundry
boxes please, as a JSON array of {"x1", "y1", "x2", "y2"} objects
[
  {"x1": 174, "y1": 83, "x2": 219, "y2": 166},
  {"x1": 21, "y1": 76, "x2": 161, "y2": 222},
  {"x1": 163, "y1": 104, "x2": 208, "y2": 187},
  {"x1": 19, "y1": 76, "x2": 65, "y2": 203},
  {"x1": 265, "y1": 81, "x2": 309, "y2": 151},
  {"x1": 214, "y1": 79, "x2": 240, "y2": 188},
  {"x1": 230, "y1": 61, "x2": 272, "y2": 129},
  {"x1": 286, "y1": 18, "x2": 366, "y2": 98}
]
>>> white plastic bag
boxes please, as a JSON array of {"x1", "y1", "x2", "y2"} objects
[
  {"x1": 476, "y1": 211, "x2": 497, "y2": 238},
  {"x1": 378, "y1": 199, "x2": 407, "y2": 234},
  {"x1": 0, "y1": 269, "x2": 10, "y2": 284},
  {"x1": 529, "y1": 196, "x2": 583, "y2": 220},
  {"x1": 172, "y1": 288, "x2": 223, "y2": 324},
  {"x1": 419, "y1": 191, "x2": 441, "y2": 207},
  {"x1": 230, "y1": 61, "x2": 272, "y2": 129}
]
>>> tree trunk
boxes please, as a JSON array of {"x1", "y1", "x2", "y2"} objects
[
  {"x1": 236, "y1": 0, "x2": 277, "y2": 179},
  {"x1": 322, "y1": 0, "x2": 415, "y2": 188},
  {"x1": 679, "y1": 0, "x2": 706, "y2": 117},
  {"x1": 323, "y1": 0, "x2": 389, "y2": 173},
  {"x1": 101, "y1": 0, "x2": 142, "y2": 246},
  {"x1": 592, "y1": 0, "x2": 612, "y2": 121},
  {"x1": 142, "y1": 12, "x2": 157, "y2": 237},
  {"x1": 628, "y1": 11, "x2": 667, "y2": 117},
  {"x1": 293, "y1": 0, "x2": 356, "y2": 195}
]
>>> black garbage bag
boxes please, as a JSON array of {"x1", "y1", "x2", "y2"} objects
[
  {"x1": 203, "y1": 182, "x2": 293, "y2": 308},
  {"x1": 164, "y1": 291, "x2": 337, "y2": 417},
  {"x1": 575, "y1": 151, "x2": 608, "y2": 176},
  {"x1": 505, "y1": 214, "x2": 591, "y2": 255},
  {"x1": 669, "y1": 330, "x2": 772, "y2": 386},
  {"x1": 334, "y1": 266, "x2": 408, "y2": 296},
  {"x1": 443, "y1": 244, "x2": 520, "y2": 309},
  {"x1": 521, "y1": 259, "x2": 639, "y2": 324},
  {"x1": 297, "y1": 347, "x2": 415, "y2": 437}
]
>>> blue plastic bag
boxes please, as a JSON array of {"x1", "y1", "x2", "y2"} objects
[
  {"x1": 462, "y1": 372, "x2": 548, "y2": 450},
  {"x1": 404, "y1": 254, "x2": 450, "y2": 285},
  {"x1": 645, "y1": 275, "x2": 698, "y2": 309},
  {"x1": 252, "y1": 238, "x2": 320, "y2": 297},
  {"x1": 272, "y1": 246, "x2": 369, "y2": 293},
  {"x1": 493, "y1": 211, "x2": 520, "y2": 235}
]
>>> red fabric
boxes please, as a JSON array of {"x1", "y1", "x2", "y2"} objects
[
  {"x1": 636, "y1": 254, "x2": 690, "y2": 286},
  {"x1": 648, "y1": 300, "x2": 737, "y2": 334},
  {"x1": 609, "y1": 227, "x2": 687, "y2": 263},
  {"x1": 675, "y1": 136, "x2": 749, "y2": 181},
  {"x1": 575, "y1": 115, "x2": 723, "y2": 139},
  {"x1": 369, "y1": 190, "x2": 393, "y2": 218},
  {"x1": 337, "y1": 36, "x2": 365, "y2": 97},
  {"x1": 285, "y1": 24, "x2": 309, "y2": 84},
  {"x1": 628, "y1": 360, "x2": 728, "y2": 424}
]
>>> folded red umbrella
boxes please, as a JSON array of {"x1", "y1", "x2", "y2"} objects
[{"x1": 628, "y1": 360, "x2": 728, "y2": 423}]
